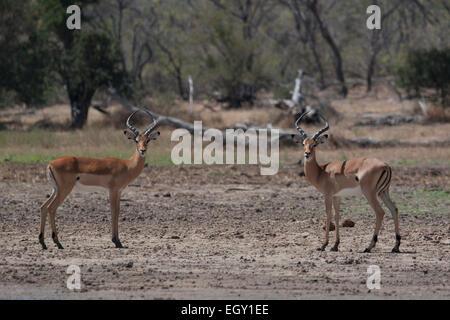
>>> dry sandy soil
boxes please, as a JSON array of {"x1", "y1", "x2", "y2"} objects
[{"x1": 0, "y1": 162, "x2": 448, "y2": 299}]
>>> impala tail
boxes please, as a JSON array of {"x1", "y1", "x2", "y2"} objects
[{"x1": 376, "y1": 166, "x2": 392, "y2": 196}]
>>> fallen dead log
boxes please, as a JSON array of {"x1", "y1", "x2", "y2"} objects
[
  {"x1": 108, "y1": 88, "x2": 449, "y2": 149},
  {"x1": 109, "y1": 87, "x2": 298, "y2": 140},
  {"x1": 92, "y1": 105, "x2": 111, "y2": 116},
  {"x1": 330, "y1": 136, "x2": 450, "y2": 148},
  {"x1": 108, "y1": 87, "x2": 200, "y2": 133},
  {"x1": 355, "y1": 115, "x2": 421, "y2": 126},
  {"x1": 0, "y1": 109, "x2": 37, "y2": 117}
]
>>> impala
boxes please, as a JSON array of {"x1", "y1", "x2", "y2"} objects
[
  {"x1": 39, "y1": 109, "x2": 160, "y2": 249},
  {"x1": 294, "y1": 111, "x2": 401, "y2": 253}
]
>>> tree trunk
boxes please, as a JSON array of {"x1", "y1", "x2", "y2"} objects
[
  {"x1": 175, "y1": 68, "x2": 186, "y2": 100},
  {"x1": 69, "y1": 90, "x2": 95, "y2": 129},
  {"x1": 366, "y1": 53, "x2": 376, "y2": 92},
  {"x1": 307, "y1": 0, "x2": 347, "y2": 97},
  {"x1": 309, "y1": 40, "x2": 326, "y2": 90}
]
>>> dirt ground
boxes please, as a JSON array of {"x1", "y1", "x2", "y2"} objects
[{"x1": 0, "y1": 162, "x2": 448, "y2": 299}]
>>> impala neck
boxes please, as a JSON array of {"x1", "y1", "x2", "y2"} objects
[
  {"x1": 304, "y1": 149, "x2": 322, "y2": 187},
  {"x1": 129, "y1": 148, "x2": 146, "y2": 173}
]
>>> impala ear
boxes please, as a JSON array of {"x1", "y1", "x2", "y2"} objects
[
  {"x1": 147, "y1": 131, "x2": 160, "y2": 143},
  {"x1": 124, "y1": 130, "x2": 137, "y2": 141},
  {"x1": 316, "y1": 134, "x2": 329, "y2": 144},
  {"x1": 291, "y1": 134, "x2": 304, "y2": 144}
]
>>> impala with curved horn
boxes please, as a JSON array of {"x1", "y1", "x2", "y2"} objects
[
  {"x1": 39, "y1": 109, "x2": 160, "y2": 249},
  {"x1": 294, "y1": 111, "x2": 401, "y2": 253}
]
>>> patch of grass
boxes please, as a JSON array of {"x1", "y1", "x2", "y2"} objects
[
  {"x1": 0, "y1": 150, "x2": 173, "y2": 165},
  {"x1": 417, "y1": 189, "x2": 449, "y2": 200},
  {"x1": 0, "y1": 153, "x2": 59, "y2": 163},
  {"x1": 0, "y1": 129, "x2": 58, "y2": 149},
  {"x1": 339, "y1": 188, "x2": 449, "y2": 218},
  {"x1": 397, "y1": 158, "x2": 421, "y2": 165},
  {"x1": 0, "y1": 128, "x2": 174, "y2": 165},
  {"x1": 148, "y1": 152, "x2": 173, "y2": 166},
  {"x1": 393, "y1": 189, "x2": 449, "y2": 216}
]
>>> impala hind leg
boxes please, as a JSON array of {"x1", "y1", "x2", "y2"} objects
[
  {"x1": 363, "y1": 191, "x2": 386, "y2": 253},
  {"x1": 318, "y1": 197, "x2": 333, "y2": 251},
  {"x1": 380, "y1": 190, "x2": 401, "y2": 253},
  {"x1": 330, "y1": 197, "x2": 341, "y2": 251},
  {"x1": 39, "y1": 193, "x2": 55, "y2": 250},
  {"x1": 47, "y1": 180, "x2": 76, "y2": 249},
  {"x1": 39, "y1": 167, "x2": 58, "y2": 249}
]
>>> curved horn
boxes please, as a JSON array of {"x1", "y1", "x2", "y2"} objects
[
  {"x1": 312, "y1": 112, "x2": 329, "y2": 140},
  {"x1": 142, "y1": 110, "x2": 159, "y2": 136},
  {"x1": 295, "y1": 111, "x2": 310, "y2": 139},
  {"x1": 126, "y1": 111, "x2": 140, "y2": 136}
]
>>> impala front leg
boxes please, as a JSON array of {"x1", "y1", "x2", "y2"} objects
[
  {"x1": 318, "y1": 196, "x2": 333, "y2": 251},
  {"x1": 110, "y1": 190, "x2": 123, "y2": 248},
  {"x1": 331, "y1": 197, "x2": 341, "y2": 251}
]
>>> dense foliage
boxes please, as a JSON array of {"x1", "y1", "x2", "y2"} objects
[
  {"x1": 397, "y1": 48, "x2": 450, "y2": 106},
  {"x1": 0, "y1": 1, "x2": 50, "y2": 106},
  {"x1": 0, "y1": 0, "x2": 448, "y2": 126}
]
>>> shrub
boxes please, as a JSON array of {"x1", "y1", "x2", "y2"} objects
[{"x1": 397, "y1": 48, "x2": 450, "y2": 107}]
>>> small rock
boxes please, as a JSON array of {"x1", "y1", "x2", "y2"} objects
[{"x1": 342, "y1": 219, "x2": 355, "y2": 228}]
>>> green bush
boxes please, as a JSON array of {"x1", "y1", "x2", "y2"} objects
[
  {"x1": 0, "y1": 0, "x2": 52, "y2": 107},
  {"x1": 397, "y1": 48, "x2": 450, "y2": 107}
]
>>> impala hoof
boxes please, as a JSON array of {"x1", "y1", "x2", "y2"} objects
[
  {"x1": 112, "y1": 237, "x2": 124, "y2": 248},
  {"x1": 39, "y1": 233, "x2": 47, "y2": 250},
  {"x1": 392, "y1": 247, "x2": 400, "y2": 253},
  {"x1": 363, "y1": 248, "x2": 371, "y2": 253},
  {"x1": 56, "y1": 243, "x2": 64, "y2": 249},
  {"x1": 330, "y1": 246, "x2": 338, "y2": 252}
]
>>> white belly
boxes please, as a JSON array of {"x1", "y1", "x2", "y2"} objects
[
  {"x1": 73, "y1": 181, "x2": 107, "y2": 193},
  {"x1": 335, "y1": 186, "x2": 362, "y2": 197}
]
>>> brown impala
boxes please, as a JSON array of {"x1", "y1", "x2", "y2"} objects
[
  {"x1": 294, "y1": 111, "x2": 401, "y2": 253},
  {"x1": 39, "y1": 110, "x2": 160, "y2": 249}
]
